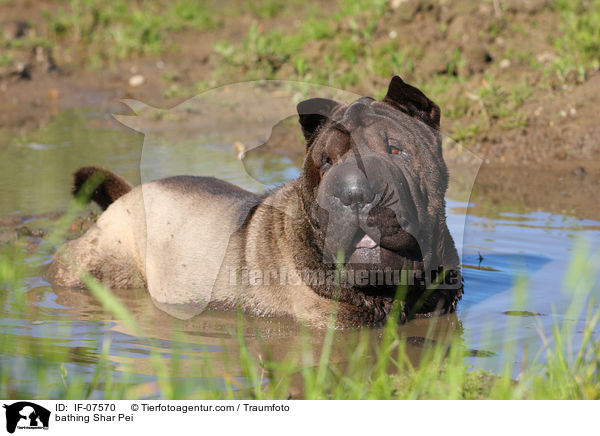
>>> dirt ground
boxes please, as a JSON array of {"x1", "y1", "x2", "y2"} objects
[{"x1": 0, "y1": 0, "x2": 598, "y2": 175}]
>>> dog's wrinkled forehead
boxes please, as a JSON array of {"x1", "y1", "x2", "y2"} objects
[
  {"x1": 313, "y1": 100, "x2": 439, "y2": 165},
  {"x1": 297, "y1": 76, "x2": 441, "y2": 149},
  {"x1": 297, "y1": 76, "x2": 449, "y2": 200},
  {"x1": 332, "y1": 97, "x2": 375, "y2": 130}
]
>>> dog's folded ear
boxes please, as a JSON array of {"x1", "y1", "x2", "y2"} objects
[
  {"x1": 297, "y1": 98, "x2": 339, "y2": 147},
  {"x1": 383, "y1": 76, "x2": 441, "y2": 130}
]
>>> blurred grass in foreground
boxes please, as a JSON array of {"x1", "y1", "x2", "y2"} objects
[{"x1": 0, "y1": 198, "x2": 599, "y2": 399}]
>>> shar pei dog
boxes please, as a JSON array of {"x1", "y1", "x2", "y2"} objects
[{"x1": 48, "y1": 76, "x2": 462, "y2": 327}]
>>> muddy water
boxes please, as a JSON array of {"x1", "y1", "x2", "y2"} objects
[{"x1": 1, "y1": 109, "x2": 599, "y2": 397}]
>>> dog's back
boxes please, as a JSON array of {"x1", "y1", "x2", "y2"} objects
[{"x1": 48, "y1": 173, "x2": 259, "y2": 308}]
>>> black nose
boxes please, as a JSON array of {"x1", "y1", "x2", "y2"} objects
[{"x1": 333, "y1": 167, "x2": 375, "y2": 206}]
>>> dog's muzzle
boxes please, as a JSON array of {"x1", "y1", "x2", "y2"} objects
[{"x1": 316, "y1": 154, "x2": 423, "y2": 273}]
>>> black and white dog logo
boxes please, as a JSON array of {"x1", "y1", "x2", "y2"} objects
[{"x1": 2, "y1": 402, "x2": 50, "y2": 434}]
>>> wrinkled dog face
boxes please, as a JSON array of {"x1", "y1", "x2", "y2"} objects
[{"x1": 298, "y1": 76, "x2": 457, "y2": 289}]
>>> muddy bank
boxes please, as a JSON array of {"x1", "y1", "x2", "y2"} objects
[
  {"x1": 0, "y1": 0, "x2": 598, "y2": 171},
  {"x1": 469, "y1": 163, "x2": 600, "y2": 221}
]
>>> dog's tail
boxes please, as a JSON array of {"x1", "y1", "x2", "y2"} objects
[{"x1": 72, "y1": 166, "x2": 133, "y2": 210}]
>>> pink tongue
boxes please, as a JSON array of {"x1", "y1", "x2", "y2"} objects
[{"x1": 356, "y1": 234, "x2": 378, "y2": 249}]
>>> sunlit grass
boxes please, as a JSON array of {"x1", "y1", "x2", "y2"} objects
[
  {"x1": 551, "y1": 0, "x2": 600, "y2": 82},
  {"x1": 42, "y1": 0, "x2": 221, "y2": 62}
]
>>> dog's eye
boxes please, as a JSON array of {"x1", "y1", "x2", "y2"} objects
[
  {"x1": 321, "y1": 154, "x2": 333, "y2": 171},
  {"x1": 389, "y1": 143, "x2": 409, "y2": 157}
]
